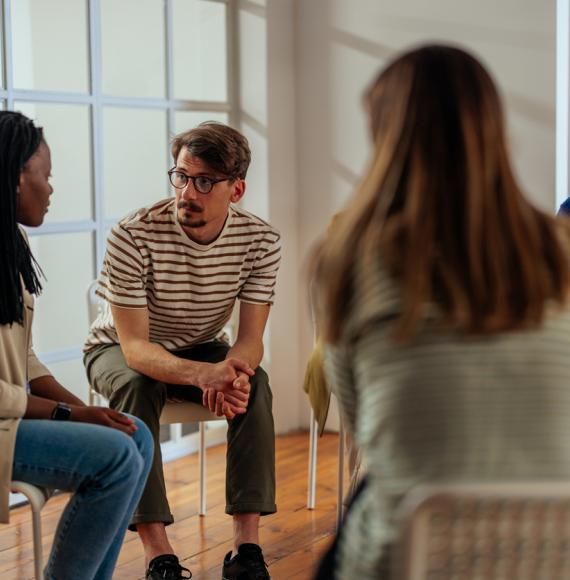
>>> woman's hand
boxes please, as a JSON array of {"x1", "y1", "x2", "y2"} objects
[{"x1": 71, "y1": 406, "x2": 137, "y2": 436}]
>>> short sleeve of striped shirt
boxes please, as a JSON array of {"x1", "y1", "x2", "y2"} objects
[
  {"x1": 98, "y1": 224, "x2": 147, "y2": 309},
  {"x1": 238, "y1": 234, "x2": 281, "y2": 305}
]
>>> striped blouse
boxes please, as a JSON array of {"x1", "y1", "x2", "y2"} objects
[
  {"x1": 325, "y1": 254, "x2": 570, "y2": 579},
  {"x1": 84, "y1": 198, "x2": 281, "y2": 352}
]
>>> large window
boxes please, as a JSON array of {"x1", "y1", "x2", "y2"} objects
[{"x1": 2, "y1": 0, "x2": 236, "y2": 460}]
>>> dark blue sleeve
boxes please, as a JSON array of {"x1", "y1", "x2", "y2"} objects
[{"x1": 558, "y1": 198, "x2": 570, "y2": 216}]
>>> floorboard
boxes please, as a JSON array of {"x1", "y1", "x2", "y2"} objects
[{"x1": 1, "y1": 431, "x2": 344, "y2": 579}]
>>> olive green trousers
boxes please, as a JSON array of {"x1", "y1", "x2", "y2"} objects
[{"x1": 84, "y1": 341, "x2": 276, "y2": 529}]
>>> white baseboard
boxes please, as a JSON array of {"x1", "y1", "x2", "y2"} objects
[{"x1": 161, "y1": 422, "x2": 228, "y2": 463}]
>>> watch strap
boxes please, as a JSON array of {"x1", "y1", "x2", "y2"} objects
[{"x1": 51, "y1": 402, "x2": 72, "y2": 421}]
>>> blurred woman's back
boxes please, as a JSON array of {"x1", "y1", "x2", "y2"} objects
[{"x1": 314, "y1": 45, "x2": 570, "y2": 579}]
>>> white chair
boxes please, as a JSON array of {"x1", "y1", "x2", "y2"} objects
[
  {"x1": 306, "y1": 280, "x2": 350, "y2": 529},
  {"x1": 87, "y1": 281, "x2": 226, "y2": 515},
  {"x1": 307, "y1": 409, "x2": 346, "y2": 530},
  {"x1": 10, "y1": 481, "x2": 52, "y2": 580},
  {"x1": 393, "y1": 482, "x2": 570, "y2": 580}
]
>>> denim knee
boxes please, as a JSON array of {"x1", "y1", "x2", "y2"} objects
[
  {"x1": 128, "y1": 416, "x2": 154, "y2": 467},
  {"x1": 97, "y1": 429, "x2": 147, "y2": 485}
]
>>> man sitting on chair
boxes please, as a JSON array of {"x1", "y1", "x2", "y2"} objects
[{"x1": 83, "y1": 122, "x2": 280, "y2": 580}]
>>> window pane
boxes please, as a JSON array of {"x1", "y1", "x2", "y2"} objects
[
  {"x1": 28, "y1": 232, "x2": 94, "y2": 353},
  {"x1": 173, "y1": 111, "x2": 229, "y2": 135},
  {"x1": 101, "y1": 0, "x2": 165, "y2": 98},
  {"x1": 12, "y1": 0, "x2": 89, "y2": 92},
  {"x1": 173, "y1": 0, "x2": 228, "y2": 102},
  {"x1": 45, "y1": 358, "x2": 90, "y2": 402},
  {"x1": 15, "y1": 102, "x2": 92, "y2": 222},
  {"x1": 103, "y1": 107, "x2": 168, "y2": 218}
]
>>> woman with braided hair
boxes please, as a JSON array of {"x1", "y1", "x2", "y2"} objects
[{"x1": 0, "y1": 111, "x2": 154, "y2": 580}]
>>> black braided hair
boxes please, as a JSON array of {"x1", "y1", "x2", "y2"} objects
[{"x1": 0, "y1": 111, "x2": 45, "y2": 325}]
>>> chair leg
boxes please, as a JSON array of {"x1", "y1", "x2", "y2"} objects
[
  {"x1": 31, "y1": 504, "x2": 44, "y2": 580},
  {"x1": 336, "y1": 419, "x2": 345, "y2": 531},
  {"x1": 308, "y1": 409, "x2": 318, "y2": 509},
  {"x1": 199, "y1": 422, "x2": 206, "y2": 516}
]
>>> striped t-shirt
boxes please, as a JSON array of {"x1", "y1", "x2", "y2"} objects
[
  {"x1": 325, "y1": 253, "x2": 570, "y2": 579},
  {"x1": 84, "y1": 198, "x2": 281, "y2": 352}
]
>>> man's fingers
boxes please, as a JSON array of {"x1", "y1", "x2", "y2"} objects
[
  {"x1": 226, "y1": 403, "x2": 247, "y2": 415},
  {"x1": 207, "y1": 389, "x2": 216, "y2": 412},
  {"x1": 233, "y1": 378, "x2": 251, "y2": 393},
  {"x1": 227, "y1": 357, "x2": 255, "y2": 377},
  {"x1": 228, "y1": 387, "x2": 249, "y2": 402},
  {"x1": 215, "y1": 392, "x2": 225, "y2": 416},
  {"x1": 223, "y1": 403, "x2": 235, "y2": 420},
  {"x1": 202, "y1": 388, "x2": 216, "y2": 412},
  {"x1": 224, "y1": 393, "x2": 249, "y2": 408}
]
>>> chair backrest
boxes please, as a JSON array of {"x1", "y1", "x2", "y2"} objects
[
  {"x1": 87, "y1": 280, "x2": 105, "y2": 325},
  {"x1": 393, "y1": 482, "x2": 570, "y2": 580}
]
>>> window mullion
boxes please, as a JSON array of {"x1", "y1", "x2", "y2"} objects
[
  {"x1": 88, "y1": 0, "x2": 105, "y2": 272},
  {"x1": 3, "y1": 0, "x2": 14, "y2": 109},
  {"x1": 227, "y1": 0, "x2": 240, "y2": 128}
]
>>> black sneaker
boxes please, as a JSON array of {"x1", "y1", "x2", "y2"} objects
[
  {"x1": 222, "y1": 543, "x2": 271, "y2": 579},
  {"x1": 146, "y1": 554, "x2": 192, "y2": 579}
]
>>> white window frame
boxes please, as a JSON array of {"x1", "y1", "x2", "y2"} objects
[
  {"x1": 557, "y1": 0, "x2": 570, "y2": 210},
  {"x1": 1, "y1": 0, "x2": 238, "y2": 461}
]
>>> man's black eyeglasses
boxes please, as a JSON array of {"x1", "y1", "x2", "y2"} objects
[{"x1": 168, "y1": 168, "x2": 231, "y2": 194}]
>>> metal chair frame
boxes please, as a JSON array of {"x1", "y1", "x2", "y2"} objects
[
  {"x1": 10, "y1": 481, "x2": 52, "y2": 580},
  {"x1": 307, "y1": 409, "x2": 345, "y2": 530},
  {"x1": 305, "y1": 281, "x2": 347, "y2": 529}
]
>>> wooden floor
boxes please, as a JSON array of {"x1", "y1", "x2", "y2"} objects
[{"x1": 1, "y1": 432, "x2": 342, "y2": 579}]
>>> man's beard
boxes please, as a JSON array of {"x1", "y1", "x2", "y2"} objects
[{"x1": 178, "y1": 201, "x2": 206, "y2": 228}]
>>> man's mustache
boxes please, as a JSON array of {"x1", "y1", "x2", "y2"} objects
[{"x1": 177, "y1": 201, "x2": 203, "y2": 213}]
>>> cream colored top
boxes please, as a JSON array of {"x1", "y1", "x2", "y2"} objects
[
  {"x1": 0, "y1": 281, "x2": 51, "y2": 523},
  {"x1": 325, "y1": 257, "x2": 570, "y2": 579}
]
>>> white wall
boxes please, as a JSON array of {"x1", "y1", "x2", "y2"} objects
[
  {"x1": 294, "y1": 0, "x2": 557, "y2": 431},
  {"x1": 238, "y1": 0, "x2": 301, "y2": 434},
  {"x1": 9, "y1": 0, "x2": 558, "y2": 431}
]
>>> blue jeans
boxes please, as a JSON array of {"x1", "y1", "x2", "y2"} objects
[{"x1": 12, "y1": 415, "x2": 153, "y2": 580}]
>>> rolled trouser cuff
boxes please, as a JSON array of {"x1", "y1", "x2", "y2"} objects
[
  {"x1": 128, "y1": 511, "x2": 174, "y2": 532},
  {"x1": 225, "y1": 502, "x2": 277, "y2": 516}
]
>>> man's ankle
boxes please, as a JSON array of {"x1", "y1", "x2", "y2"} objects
[
  {"x1": 233, "y1": 512, "x2": 261, "y2": 556},
  {"x1": 137, "y1": 522, "x2": 175, "y2": 564}
]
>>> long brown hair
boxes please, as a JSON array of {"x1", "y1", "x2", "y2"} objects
[{"x1": 315, "y1": 44, "x2": 570, "y2": 344}]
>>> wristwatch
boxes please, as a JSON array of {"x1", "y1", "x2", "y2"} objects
[{"x1": 51, "y1": 402, "x2": 72, "y2": 421}]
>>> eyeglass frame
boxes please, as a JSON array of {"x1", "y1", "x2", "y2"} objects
[{"x1": 167, "y1": 167, "x2": 234, "y2": 195}]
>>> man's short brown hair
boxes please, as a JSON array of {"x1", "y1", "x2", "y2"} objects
[{"x1": 171, "y1": 121, "x2": 251, "y2": 179}]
